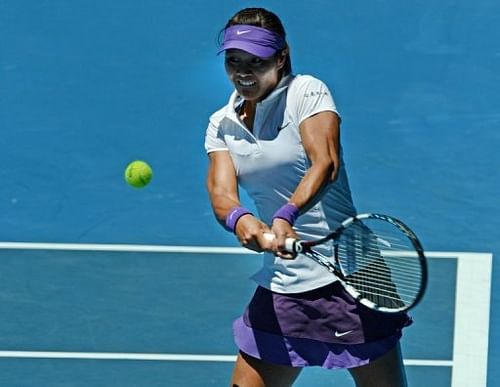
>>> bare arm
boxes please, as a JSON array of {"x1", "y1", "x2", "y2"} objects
[
  {"x1": 206, "y1": 151, "x2": 240, "y2": 225},
  {"x1": 207, "y1": 151, "x2": 272, "y2": 251},
  {"x1": 273, "y1": 111, "x2": 341, "y2": 254},
  {"x1": 290, "y1": 111, "x2": 340, "y2": 209}
]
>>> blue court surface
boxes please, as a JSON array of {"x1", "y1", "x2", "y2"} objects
[{"x1": 1, "y1": 1, "x2": 498, "y2": 386}]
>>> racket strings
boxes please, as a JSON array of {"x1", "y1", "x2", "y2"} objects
[
  {"x1": 337, "y1": 248, "x2": 421, "y2": 277},
  {"x1": 335, "y1": 221, "x2": 424, "y2": 308},
  {"x1": 337, "y1": 256, "x2": 423, "y2": 283},
  {"x1": 346, "y1": 269, "x2": 421, "y2": 291},
  {"x1": 347, "y1": 263, "x2": 407, "y2": 301}
]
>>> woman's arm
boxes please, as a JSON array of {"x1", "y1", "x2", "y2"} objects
[
  {"x1": 291, "y1": 110, "x2": 340, "y2": 208},
  {"x1": 272, "y1": 111, "x2": 340, "y2": 254},
  {"x1": 207, "y1": 151, "x2": 272, "y2": 251},
  {"x1": 206, "y1": 151, "x2": 240, "y2": 224}
]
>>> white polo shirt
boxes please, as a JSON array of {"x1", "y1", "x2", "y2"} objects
[{"x1": 205, "y1": 74, "x2": 357, "y2": 293}]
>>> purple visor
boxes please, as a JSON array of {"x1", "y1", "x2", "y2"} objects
[{"x1": 217, "y1": 25, "x2": 286, "y2": 58}]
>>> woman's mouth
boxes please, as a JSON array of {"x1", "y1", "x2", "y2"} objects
[{"x1": 238, "y1": 79, "x2": 257, "y2": 87}]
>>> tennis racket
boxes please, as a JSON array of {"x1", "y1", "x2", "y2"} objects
[{"x1": 266, "y1": 213, "x2": 427, "y2": 313}]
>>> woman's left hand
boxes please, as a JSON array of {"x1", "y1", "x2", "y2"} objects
[{"x1": 271, "y1": 219, "x2": 299, "y2": 259}]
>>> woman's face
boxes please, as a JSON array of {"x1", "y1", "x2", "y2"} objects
[{"x1": 225, "y1": 49, "x2": 285, "y2": 102}]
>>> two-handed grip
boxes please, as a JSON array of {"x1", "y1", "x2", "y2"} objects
[{"x1": 263, "y1": 233, "x2": 298, "y2": 253}]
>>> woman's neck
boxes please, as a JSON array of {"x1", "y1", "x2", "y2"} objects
[
  {"x1": 238, "y1": 73, "x2": 286, "y2": 131},
  {"x1": 240, "y1": 100, "x2": 256, "y2": 131}
]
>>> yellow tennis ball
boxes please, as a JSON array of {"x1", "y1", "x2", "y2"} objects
[{"x1": 124, "y1": 160, "x2": 153, "y2": 188}]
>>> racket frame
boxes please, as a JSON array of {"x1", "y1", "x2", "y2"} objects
[{"x1": 289, "y1": 213, "x2": 428, "y2": 313}]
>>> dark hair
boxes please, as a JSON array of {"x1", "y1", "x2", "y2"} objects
[{"x1": 221, "y1": 8, "x2": 292, "y2": 76}]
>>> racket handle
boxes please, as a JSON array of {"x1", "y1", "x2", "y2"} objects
[{"x1": 263, "y1": 233, "x2": 297, "y2": 253}]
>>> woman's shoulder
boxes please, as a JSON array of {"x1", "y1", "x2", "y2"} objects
[
  {"x1": 287, "y1": 74, "x2": 331, "y2": 102},
  {"x1": 289, "y1": 74, "x2": 327, "y2": 88},
  {"x1": 208, "y1": 91, "x2": 239, "y2": 126},
  {"x1": 208, "y1": 102, "x2": 234, "y2": 127},
  {"x1": 209, "y1": 105, "x2": 228, "y2": 123}
]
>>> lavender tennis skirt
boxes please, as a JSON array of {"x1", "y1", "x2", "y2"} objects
[{"x1": 233, "y1": 282, "x2": 412, "y2": 369}]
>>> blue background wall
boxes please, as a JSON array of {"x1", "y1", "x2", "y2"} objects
[{"x1": 1, "y1": 1, "x2": 498, "y2": 385}]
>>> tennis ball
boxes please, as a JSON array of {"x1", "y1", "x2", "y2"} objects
[{"x1": 124, "y1": 160, "x2": 153, "y2": 188}]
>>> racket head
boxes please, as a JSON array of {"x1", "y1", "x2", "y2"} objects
[{"x1": 300, "y1": 213, "x2": 427, "y2": 313}]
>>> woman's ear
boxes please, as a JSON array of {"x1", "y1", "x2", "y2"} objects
[{"x1": 277, "y1": 46, "x2": 289, "y2": 70}]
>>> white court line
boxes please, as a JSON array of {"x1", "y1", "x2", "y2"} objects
[
  {"x1": 0, "y1": 242, "x2": 492, "y2": 386},
  {"x1": 0, "y1": 241, "x2": 487, "y2": 258},
  {"x1": 451, "y1": 252, "x2": 492, "y2": 387},
  {"x1": 0, "y1": 351, "x2": 236, "y2": 362},
  {"x1": 0, "y1": 242, "x2": 251, "y2": 254},
  {"x1": 0, "y1": 350, "x2": 452, "y2": 367}
]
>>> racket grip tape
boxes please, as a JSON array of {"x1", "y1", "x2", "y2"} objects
[{"x1": 263, "y1": 233, "x2": 298, "y2": 253}]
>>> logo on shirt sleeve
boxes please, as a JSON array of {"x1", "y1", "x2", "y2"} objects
[{"x1": 304, "y1": 91, "x2": 329, "y2": 98}]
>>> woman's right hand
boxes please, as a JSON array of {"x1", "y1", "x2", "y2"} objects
[{"x1": 234, "y1": 215, "x2": 273, "y2": 253}]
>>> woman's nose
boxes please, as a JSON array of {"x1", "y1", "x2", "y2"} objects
[{"x1": 235, "y1": 64, "x2": 251, "y2": 76}]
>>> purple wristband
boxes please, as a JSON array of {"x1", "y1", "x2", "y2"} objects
[
  {"x1": 272, "y1": 203, "x2": 300, "y2": 226},
  {"x1": 225, "y1": 207, "x2": 253, "y2": 233}
]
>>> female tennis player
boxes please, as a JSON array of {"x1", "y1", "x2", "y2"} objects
[{"x1": 205, "y1": 8, "x2": 412, "y2": 387}]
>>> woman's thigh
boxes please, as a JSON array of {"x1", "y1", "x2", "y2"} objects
[
  {"x1": 348, "y1": 343, "x2": 407, "y2": 387},
  {"x1": 231, "y1": 351, "x2": 302, "y2": 387}
]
